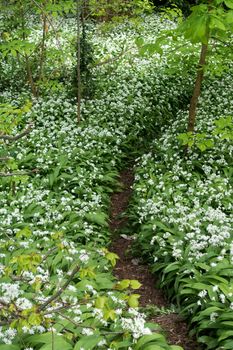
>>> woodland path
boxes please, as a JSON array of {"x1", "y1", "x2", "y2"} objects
[{"x1": 109, "y1": 168, "x2": 200, "y2": 350}]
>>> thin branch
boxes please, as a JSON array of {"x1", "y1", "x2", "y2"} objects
[
  {"x1": 56, "y1": 311, "x2": 95, "y2": 329},
  {"x1": 0, "y1": 320, "x2": 12, "y2": 326},
  {"x1": 38, "y1": 264, "x2": 80, "y2": 311},
  {"x1": 93, "y1": 47, "x2": 132, "y2": 67},
  {"x1": 0, "y1": 169, "x2": 38, "y2": 177},
  {"x1": 42, "y1": 247, "x2": 58, "y2": 262},
  {"x1": 211, "y1": 36, "x2": 233, "y2": 49},
  {"x1": 30, "y1": 0, "x2": 62, "y2": 50},
  {"x1": 0, "y1": 157, "x2": 12, "y2": 161},
  {"x1": 0, "y1": 123, "x2": 33, "y2": 142}
]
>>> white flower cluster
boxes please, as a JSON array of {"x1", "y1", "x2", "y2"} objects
[{"x1": 121, "y1": 310, "x2": 151, "y2": 339}]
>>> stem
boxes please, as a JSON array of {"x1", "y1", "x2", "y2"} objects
[
  {"x1": 38, "y1": 265, "x2": 80, "y2": 311},
  {"x1": 187, "y1": 42, "x2": 208, "y2": 132},
  {"x1": 0, "y1": 123, "x2": 32, "y2": 141},
  {"x1": 38, "y1": 8, "x2": 48, "y2": 81},
  {"x1": 20, "y1": 4, "x2": 37, "y2": 97},
  {"x1": 0, "y1": 170, "x2": 38, "y2": 177},
  {"x1": 30, "y1": 0, "x2": 62, "y2": 50}
]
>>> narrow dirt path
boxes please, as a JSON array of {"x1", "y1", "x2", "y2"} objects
[{"x1": 109, "y1": 168, "x2": 200, "y2": 350}]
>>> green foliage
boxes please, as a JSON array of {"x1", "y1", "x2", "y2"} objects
[
  {"x1": 178, "y1": 0, "x2": 233, "y2": 44},
  {"x1": 177, "y1": 116, "x2": 233, "y2": 151},
  {"x1": 0, "y1": 101, "x2": 31, "y2": 134}
]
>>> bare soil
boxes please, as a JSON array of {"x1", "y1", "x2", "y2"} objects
[{"x1": 109, "y1": 168, "x2": 200, "y2": 350}]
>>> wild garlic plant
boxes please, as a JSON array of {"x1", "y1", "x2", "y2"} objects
[{"x1": 130, "y1": 67, "x2": 233, "y2": 348}]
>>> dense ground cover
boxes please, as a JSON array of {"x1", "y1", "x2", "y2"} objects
[
  {"x1": 0, "y1": 14, "x2": 194, "y2": 350},
  {"x1": 1, "y1": 6, "x2": 233, "y2": 349},
  {"x1": 130, "y1": 67, "x2": 233, "y2": 348}
]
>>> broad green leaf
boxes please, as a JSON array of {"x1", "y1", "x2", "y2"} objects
[
  {"x1": 164, "y1": 262, "x2": 180, "y2": 274},
  {"x1": 135, "y1": 334, "x2": 166, "y2": 349},
  {"x1": 142, "y1": 345, "x2": 164, "y2": 350},
  {"x1": 209, "y1": 16, "x2": 226, "y2": 30},
  {"x1": 130, "y1": 280, "x2": 142, "y2": 289},
  {"x1": 40, "y1": 344, "x2": 72, "y2": 350},
  {"x1": 74, "y1": 335, "x2": 103, "y2": 350},
  {"x1": 27, "y1": 333, "x2": 72, "y2": 347},
  {"x1": 218, "y1": 330, "x2": 233, "y2": 341},
  {"x1": 226, "y1": 10, "x2": 233, "y2": 23},
  {"x1": 95, "y1": 296, "x2": 107, "y2": 309},
  {"x1": 115, "y1": 279, "x2": 131, "y2": 290},
  {"x1": 128, "y1": 294, "x2": 140, "y2": 308},
  {"x1": 85, "y1": 211, "x2": 108, "y2": 227},
  {"x1": 224, "y1": 0, "x2": 233, "y2": 8},
  {"x1": 105, "y1": 252, "x2": 119, "y2": 266},
  {"x1": 104, "y1": 309, "x2": 116, "y2": 321},
  {"x1": 0, "y1": 346, "x2": 20, "y2": 350}
]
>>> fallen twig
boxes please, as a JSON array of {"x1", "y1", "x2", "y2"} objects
[{"x1": 0, "y1": 123, "x2": 33, "y2": 142}]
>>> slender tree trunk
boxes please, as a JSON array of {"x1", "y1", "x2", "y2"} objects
[
  {"x1": 77, "y1": 0, "x2": 82, "y2": 123},
  {"x1": 20, "y1": 4, "x2": 37, "y2": 97},
  {"x1": 38, "y1": 8, "x2": 48, "y2": 82},
  {"x1": 25, "y1": 56, "x2": 38, "y2": 97},
  {"x1": 187, "y1": 42, "x2": 208, "y2": 132}
]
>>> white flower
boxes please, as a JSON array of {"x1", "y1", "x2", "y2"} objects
[
  {"x1": 15, "y1": 298, "x2": 33, "y2": 310},
  {"x1": 210, "y1": 312, "x2": 218, "y2": 322},
  {"x1": 81, "y1": 328, "x2": 94, "y2": 336}
]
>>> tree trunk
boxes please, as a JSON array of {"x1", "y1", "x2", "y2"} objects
[
  {"x1": 25, "y1": 57, "x2": 38, "y2": 97},
  {"x1": 38, "y1": 10, "x2": 48, "y2": 82},
  {"x1": 187, "y1": 42, "x2": 208, "y2": 132},
  {"x1": 20, "y1": 4, "x2": 37, "y2": 97}
]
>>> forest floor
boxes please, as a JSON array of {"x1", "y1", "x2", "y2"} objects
[{"x1": 109, "y1": 168, "x2": 200, "y2": 350}]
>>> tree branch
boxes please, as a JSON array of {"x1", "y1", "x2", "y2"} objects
[
  {"x1": 30, "y1": 0, "x2": 62, "y2": 50},
  {"x1": 93, "y1": 47, "x2": 132, "y2": 67},
  {"x1": 0, "y1": 157, "x2": 12, "y2": 161},
  {"x1": 38, "y1": 264, "x2": 80, "y2": 311},
  {"x1": 0, "y1": 123, "x2": 33, "y2": 142},
  {"x1": 0, "y1": 169, "x2": 38, "y2": 177}
]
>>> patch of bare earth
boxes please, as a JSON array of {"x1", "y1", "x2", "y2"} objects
[{"x1": 109, "y1": 168, "x2": 200, "y2": 350}]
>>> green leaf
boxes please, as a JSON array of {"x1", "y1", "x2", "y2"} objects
[
  {"x1": 105, "y1": 252, "x2": 119, "y2": 266},
  {"x1": 183, "y1": 13, "x2": 209, "y2": 43},
  {"x1": 85, "y1": 211, "x2": 108, "y2": 227},
  {"x1": 0, "y1": 346, "x2": 20, "y2": 350},
  {"x1": 226, "y1": 10, "x2": 233, "y2": 23},
  {"x1": 164, "y1": 262, "x2": 180, "y2": 274},
  {"x1": 197, "y1": 143, "x2": 207, "y2": 152},
  {"x1": 95, "y1": 296, "x2": 107, "y2": 309},
  {"x1": 104, "y1": 309, "x2": 116, "y2": 321},
  {"x1": 135, "y1": 37, "x2": 144, "y2": 47},
  {"x1": 130, "y1": 280, "x2": 142, "y2": 289},
  {"x1": 224, "y1": 0, "x2": 233, "y2": 9},
  {"x1": 74, "y1": 335, "x2": 103, "y2": 350},
  {"x1": 209, "y1": 16, "x2": 226, "y2": 30},
  {"x1": 218, "y1": 330, "x2": 233, "y2": 341},
  {"x1": 135, "y1": 334, "x2": 166, "y2": 349},
  {"x1": 142, "y1": 345, "x2": 164, "y2": 350},
  {"x1": 116, "y1": 279, "x2": 131, "y2": 290},
  {"x1": 128, "y1": 294, "x2": 140, "y2": 308},
  {"x1": 40, "y1": 344, "x2": 72, "y2": 350},
  {"x1": 16, "y1": 226, "x2": 31, "y2": 238},
  {"x1": 27, "y1": 333, "x2": 72, "y2": 347}
]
